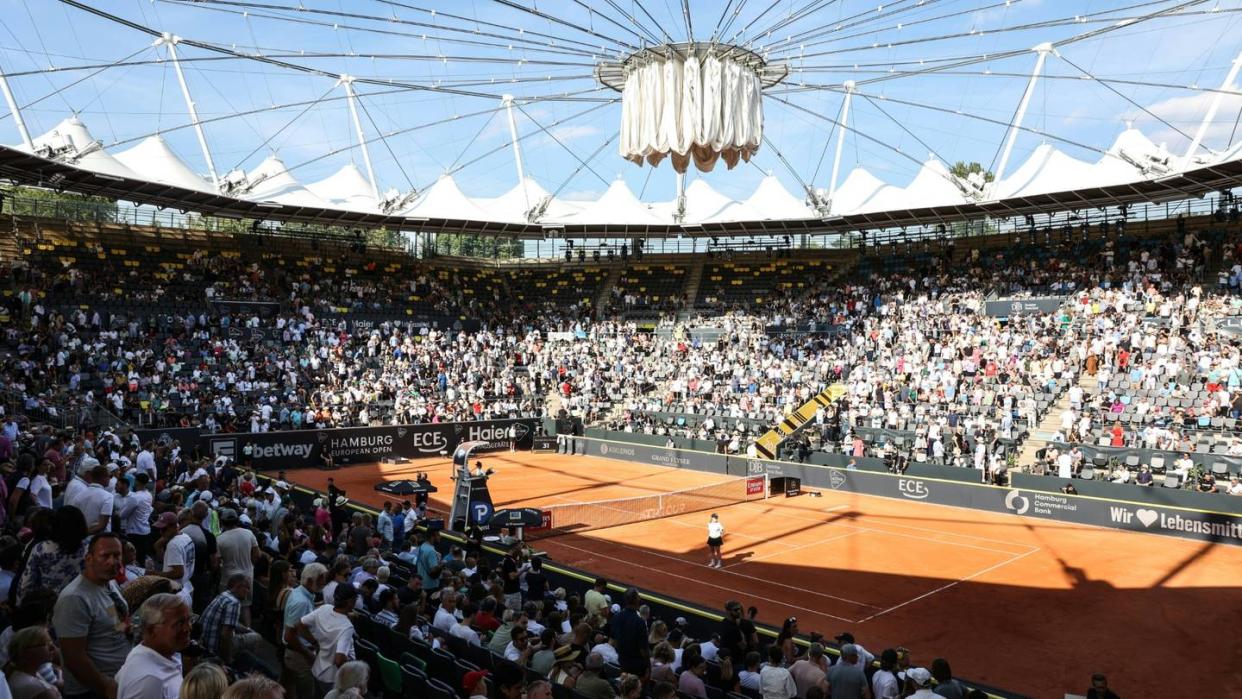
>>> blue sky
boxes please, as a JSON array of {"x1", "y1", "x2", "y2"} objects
[{"x1": 2, "y1": 0, "x2": 1241, "y2": 203}]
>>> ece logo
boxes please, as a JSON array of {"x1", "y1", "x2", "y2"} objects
[{"x1": 898, "y1": 479, "x2": 929, "y2": 500}]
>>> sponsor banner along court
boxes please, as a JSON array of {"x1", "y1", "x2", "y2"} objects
[
  {"x1": 203, "y1": 418, "x2": 537, "y2": 469},
  {"x1": 577, "y1": 436, "x2": 1242, "y2": 546}
]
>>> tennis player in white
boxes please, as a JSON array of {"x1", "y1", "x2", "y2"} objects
[{"x1": 706, "y1": 513, "x2": 724, "y2": 568}]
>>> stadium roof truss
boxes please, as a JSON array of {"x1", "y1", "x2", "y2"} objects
[
  {"x1": 2, "y1": 0, "x2": 1242, "y2": 238},
  {"x1": 2, "y1": 142, "x2": 1239, "y2": 237}
]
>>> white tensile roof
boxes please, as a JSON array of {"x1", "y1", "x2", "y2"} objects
[
  {"x1": 29, "y1": 117, "x2": 141, "y2": 181},
  {"x1": 401, "y1": 174, "x2": 495, "y2": 220},
  {"x1": 472, "y1": 177, "x2": 552, "y2": 223},
  {"x1": 113, "y1": 135, "x2": 213, "y2": 193},
  {"x1": 306, "y1": 163, "x2": 378, "y2": 211},
  {"x1": 682, "y1": 178, "x2": 734, "y2": 222},
  {"x1": 740, "y1": 175, "x2": 814, "y2": 220},
  {"x1": 992, "y1": 144, "x2": 1098, "y2": 200},
  {"x1": 10, "y1": 115, "x2": 1235, "y2": 226},
  {"x1": 557, "y1": 177, "x2": 666, "y2": 225},
  {"x1": 245, "y1": 155, "x2": 332, "y2": 208},
  {"x1": 829, "y1": 168, "x2": 888, "y2": 215}
]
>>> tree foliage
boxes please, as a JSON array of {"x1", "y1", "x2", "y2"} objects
[
  {"x1": 1, "y1": 185, "x2": 118, "y2": 222},
  {"x1": 949, "y1": 161, "x2": 994, "y2": 183}
]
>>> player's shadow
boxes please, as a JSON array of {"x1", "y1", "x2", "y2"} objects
[{"x1": 727, "y1": 551, "x2": 755, "y2": 566}]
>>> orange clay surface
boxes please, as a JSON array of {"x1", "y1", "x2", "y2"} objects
[{"x1": 291, "y1": 451, "x2": 1242, "y2": 698}]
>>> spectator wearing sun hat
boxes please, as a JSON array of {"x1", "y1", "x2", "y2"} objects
[{"x1": 905, "y1": 667, "x2": 936, "y2": 698}]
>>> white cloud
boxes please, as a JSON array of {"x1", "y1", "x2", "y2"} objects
[
  {"x1": 549, "y1": 125, "x2": 600, "y2": 142},
  {"x1": 559, "y1": 189, "x2": 603, "y2": 201},
  {"x1": 1127, "y1": 90, "x2": 1242, "y2": 157}
]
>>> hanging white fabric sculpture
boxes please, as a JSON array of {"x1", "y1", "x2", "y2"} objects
[{"x1": 617, "y1": 52, "x2": 764, "y2": 173}]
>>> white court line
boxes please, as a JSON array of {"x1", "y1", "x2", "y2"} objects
[
  {"x1": 566, "y1": 529, "x2": 882, "y2": 609},
  {"x1": 538, "y1": 492, "x2": 803, "y2": 549},
  {"x1": 725, "y1": 529, "x2": 863, "y2": 568},
  {"x1": 733, "y1": 502, "x2": 1036, "y2": 556},
  {"x1": 542, "y1": 536, "x2": 863, "y2": 624},
  {"x1": 854, "y1": 548, "x2": 1043, "y2": 623},
  {"x1": 652, "y1": 516, "x2": 801, "y2": 549}
]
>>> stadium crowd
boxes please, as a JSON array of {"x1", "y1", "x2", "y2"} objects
[
  {"x1": 0, "y1": 412, "x2": 999, "y2": 699},
  {"x1": 6, "y1": 217, "x2": 1242, "y2": 495}
]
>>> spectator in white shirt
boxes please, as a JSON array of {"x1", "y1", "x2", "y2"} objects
[
  {"x1": 759, "y1": 646, "x2": 797, "y2": 699},
  {"x1": 450, "y1": 602, "x2": 482, "y2": 647},
  {"x1": 294, "y1": 584, "x2": 358, "y2": 697},
  {"x1": 433, "y1": 590, "x2": 459, "y2": 634},
  {"x1": 135, "y1": 446, "x2": 157, "y2": 481},
  {"x1": 871, "y1": 649, "x2": 901, "y2": 699},
  {"x1": 115, "y1": 474, "x2": 154, "y2": 560},
  {"x1": 114, "y1": 593, "x2": 191, "y2": 699},
  {"x1": 67, "y1": 466, "x2": 114, "y2": 535},
  {"x1": 738, "y1": 652, "x2": 762, "y2": 692},
  {"x1": 503, "y1": 627, "x2": 536, "y2": 666},
  {"x1": 590, "y1": 637, "x2": 618, "y2": 666}
]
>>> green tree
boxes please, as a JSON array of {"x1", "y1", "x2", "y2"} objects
[
  {"x1": 1, "y1": 185, "x2": 117, "y2": 222},
  {"x1": 433, "y1": 234, "x2": 522, "y2": 259},
  {"x1": 948, "y1": 161, "x2": 994, "y2": 183}
]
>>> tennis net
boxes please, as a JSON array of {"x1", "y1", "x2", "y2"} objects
[{"x1": 527, "y1": 475, "x2": 767, "y2": 539}]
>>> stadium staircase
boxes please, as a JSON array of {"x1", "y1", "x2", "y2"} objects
[
  {"x1": 681, "y1": 259, "x2": 705, "y2": 309},
  {"x1": 1015, "y1": 373, "x2": 1098, "y2": 469},
  {"x1": 753, "y1": 383, "x2": 848, "y2": 460},
  {"x1": 595, "y1": 263, "x2": 625, "y2": 319}
]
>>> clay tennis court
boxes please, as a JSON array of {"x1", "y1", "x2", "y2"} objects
[{"x1": 291, "y1": 451, "x2": 1242, "y2": 698}]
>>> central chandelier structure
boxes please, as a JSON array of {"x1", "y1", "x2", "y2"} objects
[{"x1": 597, "y1": 43, "x2": 788, "y2": 174}]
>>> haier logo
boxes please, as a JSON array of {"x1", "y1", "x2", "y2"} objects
[
  {"x1": 411, "y1": 430, "x2": 447, "y2": 454},
  {"x1": 467, "y1": 422, "x2": 530, "y2": 443},
  {"x1": 1005, "y1": 489, "x2": 1030, "y2": 515},
  {"x1": 209, "y1": 438, "x2": 237, "y2": 460},
  {"x1": 898, "y1": 479, "x2": 929, "y2": 500},
  {"x1": 252, "y1": 442, "x2": 314, "y2": 459}
]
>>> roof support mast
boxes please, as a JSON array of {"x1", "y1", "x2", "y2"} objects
[
  {"x1": 1182, "y1": 50, "x2": 1242, "y2": 169},
  {"x1": 826, "y1": 80, "x2": 855, "y2": 213},
  {"x1": 0, "y1": 67, "x2": 33, "y2": 150},
  {"x1": 339, "y1": 75, "x2": 381, "y2": 202},
  {"x1": 502, "y1": 94, "x2": 529, "y2": 209},
  {"x1": 157, "y1": 34, "x2": 219, "y2": 192},
  {"x1": 992, "y1": 43, "x2": 1052, "y2": 191}
]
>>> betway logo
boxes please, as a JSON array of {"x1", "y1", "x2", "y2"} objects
[
  {"x1": 252, "y1": 442, "x2": 314, "y2": 459},
  {"x1": 467, "y1": 422, "x2": 530, "y2": 443}
]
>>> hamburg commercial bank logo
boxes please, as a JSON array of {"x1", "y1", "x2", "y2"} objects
[
  {"x1": 599, "y1": 443, "x2": 608, "y2": 456},
  {"x1": 1005, "y1": 489, "x2": 1030, "y2": 515}
]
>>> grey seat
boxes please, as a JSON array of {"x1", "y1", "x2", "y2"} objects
[{"x1": 1162, "y1": 474, "x2": 1181, "y2": 488}]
